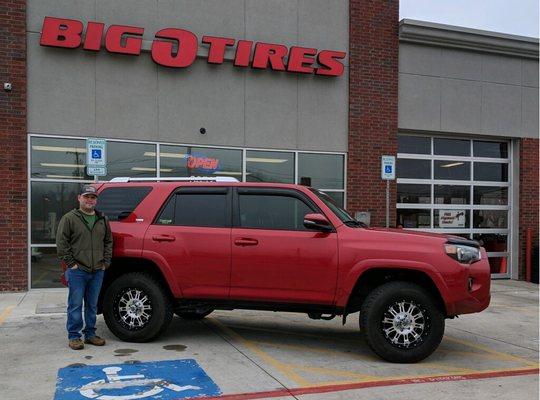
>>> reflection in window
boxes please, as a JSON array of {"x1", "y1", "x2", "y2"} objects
[
  {"x1": 434, "y1": 185, "x2": 470, "y2": 204},
  {"x1": 473, "y1": 141, "x2": 508, "y2": 158},
  {"x1": 434, "y1": 160, "x2": 470, "y2": 180},
  {"x1": 473, "y1": 234, "x2": 507, "y2": 252},
  {"x1": 31, "y1": 247, "x2": 64, "y2": 288},
  {"x1": 397, "y1": 209, "x2": 431, "y2": 228},
  {"x1": 474, "y1": 162, "x2": 508, "y2": 182},
  {"x1": 104, "y1": 142, "x2": 157, "y2": 180},
  {"x1": 31, "y1": 182, "x2": 81, "y2": 244},
  {"x1": 473, "y1": 210, "x2": 508, "y2": 229},
  {"x1": 474, "y1": 187, "x2": 508, "y2": 205},
  {"x1": 486, "y1": 256, "x2": 508, "y2": 274},
  {"x1": 321, "y1": 191, "x2": 344, "y2": 208},
  {"x1": 434, "y1": 138, "x2": 470, "y2": 156},
  {"x1": 239, "y1": 194, "x2": 313, "y2": 230},
  {"x1": 159, "y1": 145, "x2": 242, "y2": 179},
  {"x1": 434, "y1": 209, "x2": 470, "y2": 228},
  {"x1": 246, "y1": 150, "x2": 294, "y2": 183},
  {"x1": 397, "y1": 159, "x2": 431, "y2": 179},
  {"x1": 397, "y1": 184, "x2": 430, "y2": 204},
  {"x1": 398, "y1": 136, "x2": 430, "y2": 154},
  {"x1": 298, "y1": 153, "x2": 344, "y2": 189},
  {"x1": 31, "y1": 137, "x2": 90, "y2": 180}
]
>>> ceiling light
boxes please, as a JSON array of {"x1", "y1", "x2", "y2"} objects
[
  {"x1": 144, "y1": 152, "x2": 187, "y2": 158},
  {"x1": 45, "y1": 175, "x2": 84, "y2": 179},
  {"x1": 41, "y1": 163, "x2": 85, "y2": 168},
  {"x1": 246, "y1": 157, "x2": 288, "y2": 163},
  {"x1": 440, "y1": 162, "x2": 464, "y2": 168},
  {"x1": 131, "y1": 167, "x2": 173, "y2": 172},
  {"x1": 213, "y1": 171, "x2": 243, "y2": 176},
  {"x1": 32, "y1": 145, "x2": 86, "y2": 153}
]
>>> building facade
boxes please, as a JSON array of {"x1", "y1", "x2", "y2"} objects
[{"x1": 0, "y1": 0, "x2": 537, "y2": 291}]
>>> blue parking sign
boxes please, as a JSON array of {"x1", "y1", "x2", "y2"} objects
[
  {"x1": 384, "y1": 165, "x2": 392, "y2": 174},
  {"x1": 92, "y1": 149, "x2": 102, "y2": 159},
  {"x1": 54, "y1": 359, "x2": 221, "y2": 399}
]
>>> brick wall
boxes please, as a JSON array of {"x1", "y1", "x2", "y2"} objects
[
  {"x1": 348, "y1": 0, "x2": 399, "y2": 227},
  {"x1": 519, "y1": 138, "x2": 539, "y2": 280},
  {"x1": 0, "y1": 0, "x2": 27, "y2": 291}
]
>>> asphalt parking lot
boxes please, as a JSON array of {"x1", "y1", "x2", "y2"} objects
[{"x1": 0, "y1": 280, "x2": 537, "y2": 400}]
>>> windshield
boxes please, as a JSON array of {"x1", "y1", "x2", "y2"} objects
[{"x1": 309, "y1": 188, "x2": 357, "y2": 223}]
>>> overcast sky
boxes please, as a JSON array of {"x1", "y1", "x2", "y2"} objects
[{"x1": 400, "y1": 0, "x2": 539, "y2": 38}]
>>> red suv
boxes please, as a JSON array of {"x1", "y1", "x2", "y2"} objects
[{"x1": 93, "y1": 177, "x2": 490, "y2": 363}]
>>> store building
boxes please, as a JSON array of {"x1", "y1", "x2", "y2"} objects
[{"x1": 0, "y1": 1, "x2": 538, "y2": 291}]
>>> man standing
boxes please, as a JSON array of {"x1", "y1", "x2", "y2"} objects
[{"x1": 56, "y1": 185, "x2": 113, "y2": 350}]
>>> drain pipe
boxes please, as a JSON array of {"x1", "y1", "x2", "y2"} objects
[{"x1": 526, "y1": 228, "x2": 532, "y2": 282}]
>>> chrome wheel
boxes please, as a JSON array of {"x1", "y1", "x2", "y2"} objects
[
  {"x1": 115, "y1": 288, "x2": 153, "y2": 330},
  {"x1": 381, "y1": 300, "x2": 428, "y2": 348}
]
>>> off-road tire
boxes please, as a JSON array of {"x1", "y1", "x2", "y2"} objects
[
  {"x1": 360, "y1": 281, "x2": 445, "y2": 363},
  {"x1": 103, "y1": 272, "x2": 173, "y2": 342}
]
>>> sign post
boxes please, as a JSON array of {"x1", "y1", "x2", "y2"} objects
[
  {"x1": 381, "y1": 155, "x2": 396, "y2": 228},
  {"x1": 86, "y1": 138, "x2": 107, "y2": 182}
]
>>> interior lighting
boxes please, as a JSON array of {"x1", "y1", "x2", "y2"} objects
[
  {"x1": 246, "y1": 157, "x2": 288, "y2": 163},
  {"x1": 440, "y1": 162, "x2": 464, "y2": 168},
  {"x1": 32, "y1": 145, "x2": 86, "y2": 153},
  {"x1": 41, "y1": 163, "x2": 85, "y2": 168}
]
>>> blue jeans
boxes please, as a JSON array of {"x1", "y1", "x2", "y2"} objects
[{"x1": 66, "y1": 268, "x2": 104, "y2": 340}]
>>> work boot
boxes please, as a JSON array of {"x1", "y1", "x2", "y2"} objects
[
  {"x1": 69, "y1": 339, "x2": 84, "y2": 350},
  {"x1": 84, "y1": 336, "x2": 106, "y2": 346}
]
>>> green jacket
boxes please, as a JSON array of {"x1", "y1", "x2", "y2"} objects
[{"x1": 56, "y1": 209, "x2": 113, "y2": 273}]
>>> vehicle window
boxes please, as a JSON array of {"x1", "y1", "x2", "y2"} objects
[
  {"x1": 155, "y1": 195, "x2": 175, "y2": 225},
  {"x1": 174, "y1": 193, "x2": 229, "y2": 227},
  {"x1": 239, "y1": 194, "x2": 314, "y2": 230},
  {"x1": 98, "y1": 187, "x2": 152, "y2": 221}
]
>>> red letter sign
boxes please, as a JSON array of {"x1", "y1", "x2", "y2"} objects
[
  {"x1": 105, "y1": 25, "x2": 144, "y2": 55},
  {"x1": 151, "y1": 28, "x2": 198, "y2": 68},
  {"x1": 202, "y1": 36, "x2": 235, "y2": 64},
  {"x1": 40, "y1": 17, "x2": 83, "y2": 48},
  {"x1": 83, "y1": 22, "x2": 105, "y2": 51},
  {"x1": 287, "y1": 46, "x2": 317, "y2": 74},
  {"x1": 315, "y1": 50, "x2": 346, "y2": 77},
  {"x1": 252, "y1": 43, "x2": 288, "y2": 71}
]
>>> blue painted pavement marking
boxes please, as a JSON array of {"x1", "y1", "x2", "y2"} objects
[{"x1": 55, "y1": 359, "x2": 221, "y2": 399}]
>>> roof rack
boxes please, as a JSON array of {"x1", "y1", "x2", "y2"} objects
[{"x1": 109, "y1": 176, "x2": 239, "y2": 183}]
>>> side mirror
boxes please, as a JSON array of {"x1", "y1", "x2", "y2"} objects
[{"x1": 303, "y1": 213, "x2": 333, "y2": 232}]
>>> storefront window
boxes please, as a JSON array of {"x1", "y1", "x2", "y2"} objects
[
  {"x1": 246, "y1": 150, "x2": 294, "y2": 183},
  {"x1": 159, "y1": 145, "x2": 242, "y2": 179},
  {"x1": 31, "y1": 182, "x2": 81, "y2": 244},
  {"x1": 321, "y1": 191, "x2": 344, "y2": 208},
  {"x1": 103, "y1": 141, "x2": 157, "y2": 180},
  {"x1": 298, "y1": 153, "x2": 344, "y2": 189},
  {"x1": 31, "y1": 137, "x2": 90, "y2": 180},
  {"x1": 398, "y1": 136, "x2": 430, "y2": 154},
  {"x1": 397, "y1": 135, "x2": 511, "y2": 277},
  {"x1": 31, "y1": 247, "x2": 63, "y2": 288}
]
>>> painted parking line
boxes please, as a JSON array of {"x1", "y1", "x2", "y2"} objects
[
  {"x1": 54, "y1": 359, "x2": 221, "y2": 400},
  {"x1": 0, "y1": 306, "x2": 14, "y2": 326},
  {"x1": 204, "y1": 368, "x2": 539, "y2": 400}
]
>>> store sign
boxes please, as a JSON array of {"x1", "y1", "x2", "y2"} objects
[
  {"x1": 187, "y1": 155, "x2": 219, "y2": 172},
  {"x1": 40, "y1": 17, "x2": 346, "y2": 77},
  {"x1": 439, "y1": 210, "x2": 466, "y2": 228}
]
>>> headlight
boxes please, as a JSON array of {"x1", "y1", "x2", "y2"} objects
[{"x1": 445, "y1": 244, "x2": 481, "y2": 264}]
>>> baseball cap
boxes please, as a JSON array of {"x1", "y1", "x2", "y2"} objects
[{"x1": 80, "y1": 185, "x2": 98, "y2": 197}]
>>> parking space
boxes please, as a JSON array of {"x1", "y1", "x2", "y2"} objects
[{"x1": 0, "y1": 280, "x2": 537, "y2": 399}]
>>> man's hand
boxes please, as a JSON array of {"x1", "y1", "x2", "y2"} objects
[{"x1": 70, "y1": 264, "x2": 79, "y2": 270}]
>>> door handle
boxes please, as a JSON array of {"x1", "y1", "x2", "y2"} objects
[
  {"x1": 234, "y1": 238, "x2": 259, "y2": 246},
  {"x1": 152, "y1": 235, "x2": 176, "y2": 242}
]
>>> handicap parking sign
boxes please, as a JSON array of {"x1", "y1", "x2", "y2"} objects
[
  {"x1": 384, "y1": 165, "x2": 392, "y2": 174},
  {"x1": 55, "y1": 359, "x2": 221, "y2": 400},
  {"x1": 91, "y1": 149, "x2": 102, "y2": 159}
]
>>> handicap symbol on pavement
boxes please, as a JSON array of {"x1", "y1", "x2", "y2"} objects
[{"x1": 55, "y1": 359, "x2": 221, "y2": 400}]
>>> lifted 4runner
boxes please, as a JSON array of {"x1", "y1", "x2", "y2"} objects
[{"x1": 93, "y1": 177, "x2": 490, "y2": 363}]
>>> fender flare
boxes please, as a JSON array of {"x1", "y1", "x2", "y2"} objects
[
  {"x1": 138, "y1": 250, "x2": 183, "y2": 298},
  {"x1": 336, "y1": 259, "x2": 453, "y2": 315}
]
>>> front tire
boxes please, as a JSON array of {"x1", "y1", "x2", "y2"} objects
[
  {"x1": 360, "y1": 281, "x2": 445, "y2": 363},
  {"x1": 103, "y1": 272, "x2": 173, "y2": 342}
]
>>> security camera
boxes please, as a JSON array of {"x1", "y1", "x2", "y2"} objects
[
  {"x1": 199, "y1": 127, "x2": 206, "y2": 135},
  {"x1": 3, "y1": 83, "x2": 12, "y2": 92}
]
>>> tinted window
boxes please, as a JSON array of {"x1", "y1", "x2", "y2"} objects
[
  {"x1": 396, "y1": 209, "x2": 431, "y2": 228},
  {"x1": 246, "y1": 150, "x2": 295, "y2": 183},
  {"x1": 434, "y1": 138, "x2": 470, "y2": 156},
  {"x1": 98, "y1": 187, "x2": 152, "y2": 221},
  {"x1": 473, "y1": 141, "x2": 508, "y2": 158},
  {"x1": 474, "y1": 163, "x2": 508, "y2": 182},
  {"x1": 155, "y1": 194, "x2": 176, "y2": 225},
  {"x1": 298, "y1": 153, "x2": 344, "y2": 189},
  {"x1": 434, "y1": 185, "x2": 470, "y2": 204},
  {"x1": 174, "y1": 193, "x2": 229, "y2": 227},
  {"x1": 474, "y1": 186, "x2": 508, "y2": 205},
  {"x1": 397, "y1": 184, "x2": 431, "y2": 204},
  {"x1": 239, "y1": 194, "x2": 314, "y2": 230},
  {"x1": 398, "y1": 136, "x2": 431, "y2": 154},
  {"x1": 434, "y1": 161, "x2": 470, "y2": 180},
  {"x1": 397, "y1": 159, "x2": 431, "y2": 179}
]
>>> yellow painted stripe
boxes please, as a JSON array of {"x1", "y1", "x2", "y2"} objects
[
  {"x1": 208, "y1": 318, "x2": 312, "y2": 386},
  {"x1": 0, "y1": 306, "x2": 15, "y2": 326}
]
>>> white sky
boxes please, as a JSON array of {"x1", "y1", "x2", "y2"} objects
[{"x1": 400, "y1": 0, "x2": 540, "y2": 38}]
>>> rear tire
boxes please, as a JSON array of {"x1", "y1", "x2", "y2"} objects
[
  {"x1": 360, "y1": 281, "x2": 445, "y2": 363},
  {"x1": 103, "y1": 272, "x2": 173, "y2": 342}
]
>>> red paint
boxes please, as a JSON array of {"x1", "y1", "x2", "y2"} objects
[
  {"x1": 151, "y1": 28, "x2": 198, "y2": 68},
  {"x1": 39, "y1": 16, "x2": 346, "y2": 77},
  {"x1": 83, "y1": 22, "x2": 105, "y2": 51},
  {"x1": 203, "y1": 368, "x2": 539, "y2": 400},
  {"x1": 40, "y1": 16, "x2": 83, "y2": 48},
  {"x1": 287, "y1": 46, "x2": 317, "y2": 74},
  {"x1": 252, "y1": 43, "x2": 288, "y2": 71},
  {"x1": 202, "y1": 36, "x2": 236, "y2": 64}
]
